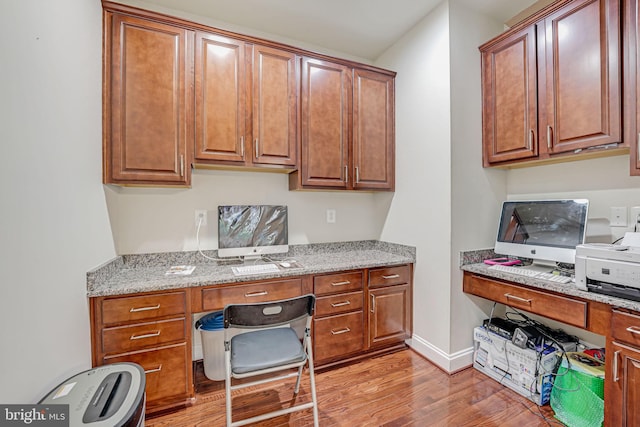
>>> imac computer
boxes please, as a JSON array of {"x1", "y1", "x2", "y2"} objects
[
  {"x1": 217, "y1": 205, "x2": 288, "y2": 260},
  {"x1": 494, "y1": 199, "x2": 589, "y2": 271}
]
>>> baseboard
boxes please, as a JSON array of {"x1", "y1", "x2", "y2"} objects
[{"x1": 408, "y1": 334, "x2": 474, "y2": 373}]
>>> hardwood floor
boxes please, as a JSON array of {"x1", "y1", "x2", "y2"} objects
[{"x1": 146, "y1": 349, "x2": 560, "y2": 426}]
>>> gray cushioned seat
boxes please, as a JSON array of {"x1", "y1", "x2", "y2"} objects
[{"x1": 231, "y1": 327, "x2": 306, "y2": 375}]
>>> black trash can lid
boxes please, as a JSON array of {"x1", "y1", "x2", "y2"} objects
[{"x1": 196, "y1": 311, "x2": 224, "y2": 330}]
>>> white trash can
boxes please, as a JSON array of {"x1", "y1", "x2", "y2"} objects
[{"x1": 197, "y1": 311, "x2": 242, "y2": 381}]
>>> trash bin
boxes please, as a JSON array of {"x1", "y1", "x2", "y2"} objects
[{"x1": 197, "y1": 311, "x2": 227, "y2": 381}]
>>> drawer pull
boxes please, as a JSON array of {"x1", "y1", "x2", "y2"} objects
[
  {"x1": 371, "y1": 294, "x2": 375, "y2": 313},
  {"x1": 130, "y1": 331, "x2": 161, "y2": 340},
  {"x1": 331, "y1": 301, "x2": 351, "y2": 308},
  {"x1": 504, "y1": 293, "x2": 532, "y2": 304},
  {"x1": 144, "y1": 365, "x2": 162, "y2": 374},
  {"x1": 626, "y1": 326, "x2": 640, "y2": 335},
  {"x1": 245, "y1": 291, "x2": 268, "y2": 297},
  {"x1": 382, "y1": 274, "x2": 400, "y2": 280},
  {"x1": 129, "y1": 304, "x2": 161, "y2": 313},
  {"x1": 331, "y1": 327, "x2": 351, "y2": 335},
  {"x1": 613, "y1": 350, "x2": 620, "y2": 382},
  {"x1": 331, "y1": 281, "x2": 351, "y2": 287}
]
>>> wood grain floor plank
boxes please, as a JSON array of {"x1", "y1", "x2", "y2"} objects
[{"x1": 146, "y1": 349, "x2": 560, "y2": 426}]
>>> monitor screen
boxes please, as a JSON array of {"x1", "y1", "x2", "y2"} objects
[
  {"x1": 217, "y1": 205, "x2": 288, "y2": 259},
  {"x1": 494, "y1": 199, "x2": 589, "y2": 265}
]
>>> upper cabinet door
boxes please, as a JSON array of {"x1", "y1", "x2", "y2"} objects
[
  {"x1": 481, "y1": 25, "x2": 538, "y2": 166},
  {"x1": 251, "y1": 45, "x2": 298, "y2": 167},
  {"x1": 352, "y1": 69, "x2": 395, "y2": 191},
  {"x1": 540, "y1": 0, "x2": 621, "y2": 154},
  {"x1": 194, "y1": 32, "x2": 246, "y2": 163},
  {"x1": 106, "y1": 14, "x2": 193, "y2": 185},
  {"x1": 300, "y1": 58, "x2": 352, "y2": 189}
]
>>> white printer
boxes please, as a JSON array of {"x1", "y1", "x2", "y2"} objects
[{"x1": 575, "y1": 233, "x2": 640, "y2": 301}]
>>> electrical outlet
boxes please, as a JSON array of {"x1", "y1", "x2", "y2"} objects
[
  {"x1": 610, "y1": 207, "x2": 627, "y2": 227},
  {"x1": 195, "y1": 210, "x2": 207, "y2": 226},
  {"x1": 326, "y1": 209, "x2": 336, "y2": 224}
]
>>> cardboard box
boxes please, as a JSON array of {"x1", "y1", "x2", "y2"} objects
[{"x1": 473, "y1": 327, "x2": 559, "y2": 405}]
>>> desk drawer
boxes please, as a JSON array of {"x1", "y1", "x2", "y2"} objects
[
  {"x1": 369, "y1": 265, "x2": 411, "y2": 288},
  {"x1": 102, "y1": 318, "x2": 186, "y2": 354},
  {"x1": 314, "y1": 271, "x2": 363, "y2": 296},
  {"x1": 201, "y1": 278, "x2": 303, "y2": 311},
  {"x1": 612, "y1": 310, "x2": 640, "y2": 346},
  {"x1": 314, "y1": 311, "x2": 364, "y2": 363},
  {"x1": 104, "y1": 342, "x2": 189, "y2": 403},
  {"x1": 101, "y1": 292, "x2": 187, "y2": 326},
  {"x1": 316, "y1": 291, "x2": 363, "y2": 317},
  {"x1": 464, "y1": 274, "x2": 587, "y2": 328}
]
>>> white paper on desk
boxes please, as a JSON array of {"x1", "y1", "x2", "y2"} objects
[{"x1": 621, "y1": 232, "x2": 640, "y2": 248}]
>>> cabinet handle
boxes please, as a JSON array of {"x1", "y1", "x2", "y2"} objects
[
  {"x1": 331, "y1": 281, "x2": 351, "y2": 287},
  {"x1": 529, "y1": 129, "x2": 534, "y2": 148},
  {"x1": 504, "y1": 293, "x2": 532, "y2": 305},
  {"x1": 331, "y1": 301, "x2": 351, "y2": 307},
  {"x1": 613, "y1": 350, "x2": 620, "y2": 382},
  {"x1": 245, "y1": 290, "x2": 268, "y2": 297},
  {"x1": 130, "y1": 331, "x2": 161, "y2": 340},
  {"x1": 547, "y1": 125, "x2": 553, "y2": 149},
  {"x1": 626, "y1": 326, "x2": 640, "y2": 335},
  {"x1": 331, "y1": 327, "x2": 351, "y2": 335},
  {"x1": 355, "y1": 166, "x2": 360, "y2": 183},
  {"x1": 130, "y1": 304, "x2": 160, "y2": 313},
  {"x1": 240, "y1": 136, "x2": 245, "y2": 157},
  {"x1": 371, "y1": 294, "x2": 375, "y2": 313},
  {"x1": 179, "y1": 155, "x2": 184, "y2": 177},
  {"x1": 637, "y1": 133, "x2": 640, "y2": 161},
  {"x1": 344, "y1": 165, "x2": 348, "y2": 183},
  {"x1": 382, "y1": 274, "x2": 400, "y2": 280},
  {"x1": 144, "y1": 365, "x2": 162, "y2": 374},
  {"x1": 254, "y1": 139, "x2": 259, "y2": 159}
]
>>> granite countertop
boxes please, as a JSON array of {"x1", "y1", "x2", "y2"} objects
[
  {"x1": 87, "y1": 240, "x2": 416, "y2": 297},
  {"x1": 460, "y1": 249, "x2": 640, "y2": 312}
]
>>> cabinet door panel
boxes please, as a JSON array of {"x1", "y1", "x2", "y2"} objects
[
  {"x1": 541, "y1": 0, "x2": 621, "y2": 153},
  {"x1": 368, "y1": 284, "x2": 411, "y2": 348},
  {"x1": 195, "y1": 32, "x2": 246, "y2": 162},
  {"x1": 481, "y1": 25, "x2": 538, "y2": 165},
  {"x1": 609, "y1": 341, "x2": 640, "y2": 426},
  {"x1": 108, "y1": 15, "x2": 191, "y2": 184},
  {"x1": 352, "y1": 69, "x2": 394, "y2": 190},
  {"x1": 314, "y1": 311, "x2": 364, "y2": 363},
  {"x1": 252, "y1": 45, "x2": 297, "y2": 166},
  {"x1": 300, "y1": 58, "x2": 351, "y2": 188}
]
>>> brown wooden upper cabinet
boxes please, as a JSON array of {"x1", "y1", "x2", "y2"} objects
[
  {"x1": 481, "y1": 0, "x2": 623, "y2": 167},
  {"x1": 102, "y1": 2, "x2": 395, "y2": 188},
  {"x1": 103, "y1": 12, "x2": 194, "y2": 186},
  {"x1": 290, "y1": 58, "x2": 395, "y2": 191},
  {"x1": 194, "y1": 32, "x2": 298, "y2": 169},
  {"x1": 627, "y1": 0, "x2": 640, "y2": 175}
]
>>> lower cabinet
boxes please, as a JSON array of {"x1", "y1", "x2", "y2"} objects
[
  {"x1": 607, "y1": 310, "x2": 640, "y2": 426},
  {"x1": 312, "y1": 265, "x2": 413, "y2": 366},
  {"x1": 90, "y1": 290, "x2": 193, "y2": 413}
]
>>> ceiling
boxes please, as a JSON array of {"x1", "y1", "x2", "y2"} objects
[{"x1": 133, "y1": 0, "x2": 538, "y2": 60}]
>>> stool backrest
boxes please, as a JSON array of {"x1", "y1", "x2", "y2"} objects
[{"x1": 223, "y1": 294, "x2": 315, "y2": 329}]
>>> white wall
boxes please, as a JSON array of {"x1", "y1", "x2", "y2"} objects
[
  {"x1": 448, "y1": 1, "x2": 508, "y2": 357},
  {"x1": 107, "y1": 170, "x2": 386, "y2": 254},
  {"x1": 376, "y1": 2, "x2": 454, "y2": 363},
  {"x1": 0, "y1": 0, "x2": 115, "y2": 403}
]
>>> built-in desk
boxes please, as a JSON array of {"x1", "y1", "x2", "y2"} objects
[
  {"x1": 87, "y1": 241, "x2": 415, "y2": 415},
  {"x1": 461, "y1": 249, "x2": 640, "y2": 426}
]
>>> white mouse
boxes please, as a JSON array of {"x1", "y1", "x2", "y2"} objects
[{"x1": 280, "y1": 262, "x2": 291, "y2": 268}]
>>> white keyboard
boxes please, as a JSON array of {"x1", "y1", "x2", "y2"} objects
[
  {"x1": 487, "y1": 264, "x2": 572, "y2": 284},
  {"x1": 232, "y1": 263, "x2": 279, "y2": 276}
]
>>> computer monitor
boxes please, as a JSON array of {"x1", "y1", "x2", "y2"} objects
[
  {"x1": 494, "y1": 199, "x2": 589, "y2": 269},
  {"x1": 217, "y1": 205, "x2": 289, "y2": 260}
]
